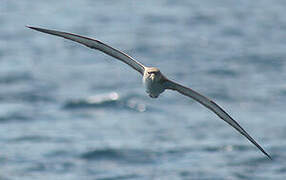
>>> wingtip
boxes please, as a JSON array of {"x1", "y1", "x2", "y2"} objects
[
  {"x1": 261, "y1": 149, "x2": 272, "y2": 160},
  {"x1": 26, "y1": 25, "x2": 37, "y2": 30},
  {"x1": 266, "y1": 153, "x2": 272, "y2": 160},
  {"x1": 258, "y1": 145, "x2": 272, "y2": 160}
]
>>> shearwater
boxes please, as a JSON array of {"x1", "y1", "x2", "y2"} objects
[{"x1": 27, "y1": 26, "x2": 271, "y2": 159}]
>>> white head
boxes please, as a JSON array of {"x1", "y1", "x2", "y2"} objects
[
  {"x1": 144, "y1": 67, "x2": 162, "y2": 82},
  {"x1": 143, "y1": 67, "x2": 165, "y2": 98}
]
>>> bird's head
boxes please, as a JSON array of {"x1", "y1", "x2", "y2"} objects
[{"x1": 144, "y1": 67, "x2": 163, "y2": 82}]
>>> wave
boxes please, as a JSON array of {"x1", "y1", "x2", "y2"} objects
[
  {"x1": 0, "y1": 112, "x2": 32, "y2": 123},
  {"x1": 0, "y1": 72, "x2": 33, "y2": 84},
  {"x1": 80, "y1": 148, "x2": 158, "y2": 164},
  {"x1": 63, "y1": 92, "x2": 148, "y2": 112}
]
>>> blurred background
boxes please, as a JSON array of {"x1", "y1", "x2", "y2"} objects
[{"x1": 1, "y1": 0, "x2": 286, "y2": 179}]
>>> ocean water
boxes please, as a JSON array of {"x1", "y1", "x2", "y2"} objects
[{"x1": 1, "y1": 0, "x2": 286, "y2": 179}]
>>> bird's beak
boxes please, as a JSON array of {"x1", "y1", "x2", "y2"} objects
[{"x1": 150, "y1": 74, "x2": 155, "y2": 81}]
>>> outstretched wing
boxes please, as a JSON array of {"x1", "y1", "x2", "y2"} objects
[
  {"x1": 164, "y1": 79, "x2": 271, "y2": 159},
  {"x1": 27, "y1": 26, "x2": 146, "y2": 75}
]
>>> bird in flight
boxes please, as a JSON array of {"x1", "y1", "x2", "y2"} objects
[{"x1": 27, "y1": 26, "x2": 271, "y2": 159}]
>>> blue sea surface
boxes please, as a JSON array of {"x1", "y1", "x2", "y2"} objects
[{"x1": 1, "y1": 0, "x2": 286, "y2": 179}]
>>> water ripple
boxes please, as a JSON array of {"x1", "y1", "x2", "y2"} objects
[
  {"x1": 81, "y1": 148, "x2": 158, "y2": 164},
  {"x1": 63, "y1": 92, "x2": 147, "y2": 112},
  {"x1": 0, "y1": 72, "x2": 33, "y2": 84}
]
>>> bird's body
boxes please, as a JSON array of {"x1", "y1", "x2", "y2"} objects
[
  {"x1": 27, "y1": 26, "x2": 271, "y2": 159},
  {"x1": 143, "y1": 67, "x2": 165, "y2": 98}
]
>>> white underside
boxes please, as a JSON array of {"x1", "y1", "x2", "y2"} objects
[{"x1": 143, "y1": 77, "x2": 165, "y2": 98}]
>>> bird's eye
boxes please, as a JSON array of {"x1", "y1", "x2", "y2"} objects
[{"x1": 148, "y1": 71, "x2": 159, "y2": 75}]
